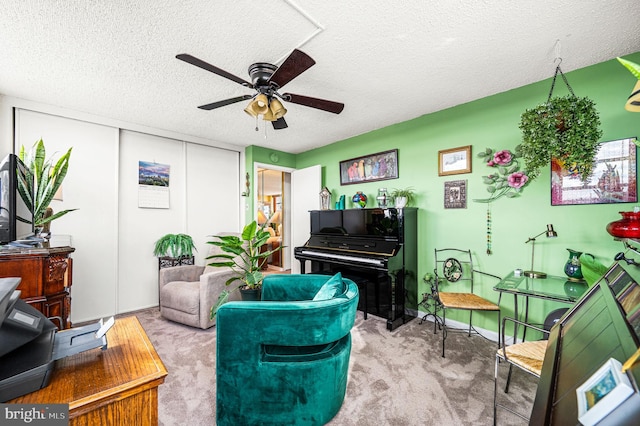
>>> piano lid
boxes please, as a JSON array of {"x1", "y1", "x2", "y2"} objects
[
  {"x1": 302, "y1": 234, "x2": 399, "y2": 257},
  {"x1": 310, "y1": 208, "x2": 403, "y2": 240}
]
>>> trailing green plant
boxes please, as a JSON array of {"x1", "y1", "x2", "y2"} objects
[
  {"x1": 207, "y1": 221, "x2": 284, "y2": 317},
  {"x1": 153, "y1": 233, "x2": 197, "y2": 258},
  {"x1": 18, "y1": 139, "x2": 77, "y2": 227},
  {"x1": 390, "y1": 187, "x2": 416, "y2": 206},
  {"x1": 518, "y1": 95, "x2": 603, "y2": 181}
]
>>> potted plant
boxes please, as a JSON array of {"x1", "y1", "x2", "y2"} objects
[
  {"x1": 518, "y1": 95, "x2": 603, "y2": 181},
  {"x1": 207, "y1": 220, "x2": 284, "y2": 315},
  {"x1": 153, "y1": 233, "x2": 197, "y2": 268},
  {"x1": 18, "y1": 139, "x2": 77, "y2": 234},
  {"x1": 390, "y1": 187, "x2": 416, "y2": 208}
]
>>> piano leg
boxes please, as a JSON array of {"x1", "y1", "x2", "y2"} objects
[{"x1": 356, "y1": 279, "x2": 368, "y2": 320}]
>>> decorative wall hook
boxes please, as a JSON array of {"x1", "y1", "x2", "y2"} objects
[{"x1": 241, "y1": 172, "x2": 250, "y2": 197}]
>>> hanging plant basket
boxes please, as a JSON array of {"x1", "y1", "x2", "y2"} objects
[{"x1": 518, "y1": 66, "x2": 603, "y2": 181}]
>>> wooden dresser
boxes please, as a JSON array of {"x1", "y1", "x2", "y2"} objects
[
  {"x1": 8, "y1": 316, "x2": 168, "y2": 425},
  {"x1": 0, "y1": 245, "x2": 74, "y2": 329}
]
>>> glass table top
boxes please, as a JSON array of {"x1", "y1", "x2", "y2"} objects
[{"x1": 494, "y1": 271, "x2": 590, "y2": 303}]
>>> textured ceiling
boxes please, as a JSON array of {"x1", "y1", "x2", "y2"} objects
[{"x1": 1, "y1": 1, "x2": 639, "y2": 154}]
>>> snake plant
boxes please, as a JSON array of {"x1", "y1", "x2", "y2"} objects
[{"x1": 18, "y1": 139, "x2": 77, "y2": 227}]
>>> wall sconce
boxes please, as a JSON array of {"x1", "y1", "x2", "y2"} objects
[{"x1": 524, "y1": 224, "x2": 557, "y2": 278}]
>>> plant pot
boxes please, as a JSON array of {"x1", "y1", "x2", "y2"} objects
[
  {"x1": 240, "y1": 286, "x2": 262, "y2": 301},
  {"x1": 395, "y1": 196, "x2": 407, "y2": 208}
]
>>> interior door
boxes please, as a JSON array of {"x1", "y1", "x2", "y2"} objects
[{"x1": 290, "y1": 165, "x2": 321, "y2": 274}]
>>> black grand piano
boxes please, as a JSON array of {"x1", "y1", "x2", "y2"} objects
[{"x1": 294, "y1": 207, "x2": 417, "y2": 330}]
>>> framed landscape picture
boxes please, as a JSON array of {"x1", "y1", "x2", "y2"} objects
[
  {"x1": 551, "y1": 137, "x2": 637, "y2": 206},
  {"x1": 438, "y1": 145, "x2": 472, "y2": 176}
]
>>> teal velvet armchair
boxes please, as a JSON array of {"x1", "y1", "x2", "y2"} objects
[{"x1": 215, "y1": 273, "x2": 359, "y2": 426}]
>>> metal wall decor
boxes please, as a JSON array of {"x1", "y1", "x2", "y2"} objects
[{"x1": 444, "y1": 180, "x2": 467, "y2": 209}]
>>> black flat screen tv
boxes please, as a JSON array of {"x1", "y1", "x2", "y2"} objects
[{"x1": 0, "y1": 154, "x2": 33, "y2": 244}]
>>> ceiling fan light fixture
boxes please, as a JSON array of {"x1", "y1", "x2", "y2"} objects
[
  {"x1": 244, "y1": 93, "x2": 269, "y2": 117},
  {"x1": 270, "y1": 98, "x2": 287, "y2": 119},
  {"x1": 244, "y1": 104, "x2": 258, "y2": 117},
  {"x1": 254, "y1": 94, "x2": 269, "y2": 114},
  {"x1": 262, "y1": 108, "x2": 277, "y2": 122},
  {"x1": 625, "y1": 80, "x2": 640, "y2": 112}
]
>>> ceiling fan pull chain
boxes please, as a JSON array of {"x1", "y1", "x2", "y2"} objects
[{"x1": 255, "y1": 116, "x2": 259, "y2": 132}]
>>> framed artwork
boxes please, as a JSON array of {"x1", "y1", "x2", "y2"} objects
[
  {"x1": 438, "y1": 145, "x2": 472, "y2": 176},
  {"x1": 551, "y1": 137, "x2": 638, "y2": 206},
  {"x1": 576, "y1": 358, "x2": 634, "y2": 426},
  {"x1": 444, "y1": 180, "x2": 467, "y2": 209},
  {"x1": 339, "y1": 149, "x2": 398, "y2": 185}
]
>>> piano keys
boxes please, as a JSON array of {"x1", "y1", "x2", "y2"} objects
[{"x1": 295, "y1": 207, "x2": 417, "y2": 330}]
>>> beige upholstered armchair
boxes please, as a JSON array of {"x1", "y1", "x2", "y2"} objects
[{"x1": 159, "y1": 233, "x2": 241, "y2": 329}]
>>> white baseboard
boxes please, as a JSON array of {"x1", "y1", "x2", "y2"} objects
[{"x1": 407, "y1": 308, "x2": 503, "y2": 344}]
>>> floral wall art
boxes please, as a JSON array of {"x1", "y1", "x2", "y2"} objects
[{"x1": 474, "y1": 146, "x2": 530, "y2": 254}]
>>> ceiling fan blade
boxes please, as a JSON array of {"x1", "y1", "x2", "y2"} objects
[
  {"x1": 283, "y1": 93, "x2": 345, "y2": 114},
  {"x1": 176, "y1": 53, "x2": 253, "y2": 87},
  {"x1": 268, "y1": 49, "x2": 316, "y2": 89},
  {"x1": 198, "y1": 95, "x2": 253, "y2": 110},
  {"x1": 272, "y1": 117, "x2": 288, "y2": 130}
]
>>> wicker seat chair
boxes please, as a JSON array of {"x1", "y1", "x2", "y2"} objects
[
  {"x1": 429, "y1": 248, "x2": 502, "y2": 357},
  {"x1": 493, "y1": 317, "x2": 548, "y2": 424}
]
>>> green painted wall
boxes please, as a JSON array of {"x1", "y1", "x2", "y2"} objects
[{"x1": 290, "y1": 53, "x2": 640, "y2": 330}]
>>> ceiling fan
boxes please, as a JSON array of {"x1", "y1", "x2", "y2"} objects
[{"x1": 176, "y1": 49, "x2": 344, "y2": 130}]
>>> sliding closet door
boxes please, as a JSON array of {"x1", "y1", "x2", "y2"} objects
[
  {"x1": 15, "y1": 109, "x2": 119, "y2": 323},
  {"x1": 185, "y1": 143, "x2": 241, "y2": 265},
  {"x1": 118, "y1": 130, "x2": 187, "y2": 312},
  {"x1": 118, "y1": 131, "x2": 242, "y2": 311}
]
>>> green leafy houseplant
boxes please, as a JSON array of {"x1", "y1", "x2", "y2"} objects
[
  {"x1": 390, "y1": 187, "x2": 416, "y2": 207},
  {"x1": 207, "y1": 221, "x2": 283, "y2": 316},
  {"x1": 18, "y1": 139, "x2": 77, "y2": 228},
  {"x1": 153, "y1": 233, "x2": 197, "y2": 258},
  {"x1": 518, "y1": 95, "x2": 603, "y2": 181}
]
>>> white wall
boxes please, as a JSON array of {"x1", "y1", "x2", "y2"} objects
[{"x1": 2, "y1": 99, "x2": 243, "y2": 323}]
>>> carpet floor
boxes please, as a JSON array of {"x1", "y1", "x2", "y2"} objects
[{"x1": 126, "y1": 308, "x2": 537, "y2": 425}]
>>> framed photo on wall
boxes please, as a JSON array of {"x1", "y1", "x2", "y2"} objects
[
  {"x1": 551, "y1": 137, "x2": 638, "y2": 206},
  {"x1": 438, "y1": 145, "x2": 472, "y2": 176},
  {"x1": 339, "y1": 149, "x2": 398, "y2": 185},
  {"x1": 444, "y1": 180, "x2": 467, "y2": 209}
]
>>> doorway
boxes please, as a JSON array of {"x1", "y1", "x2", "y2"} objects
[{"x1": 256, "y1": 165, "x2": 291, "y2": 271}]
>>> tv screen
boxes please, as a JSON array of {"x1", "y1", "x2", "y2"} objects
[{"x1": 0, "y1": 154, "x2": 33, "y2": 244}]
